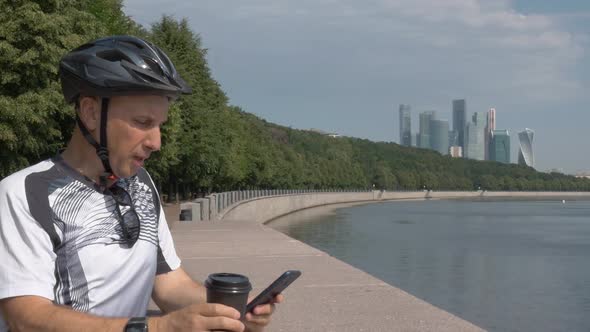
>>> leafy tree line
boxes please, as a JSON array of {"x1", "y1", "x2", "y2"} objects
[{"x1": 1, "y1": 0, "x2": 589, "y2": 201}]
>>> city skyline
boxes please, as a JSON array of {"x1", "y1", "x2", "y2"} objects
[
  {"x1": 124, "y1": 0, "x2": 590, "y2": 173},
  {"x1": 395, "y1": 100, "x2": 520, "y2": 165}
]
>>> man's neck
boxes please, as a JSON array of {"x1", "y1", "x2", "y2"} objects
[{"x1": 61, "y1": 130, "x2": 117, "y2": 187}]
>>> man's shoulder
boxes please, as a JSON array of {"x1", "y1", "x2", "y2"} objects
[
  {"x1": 135, "y1": 167, "x2": 157, "y2": 190},
  {"x1": 0, "y1": 159, "x2": 56, "y2": 196},
  {"x1": 133, "y1": 167, "x2": 161, "y2": 208}
]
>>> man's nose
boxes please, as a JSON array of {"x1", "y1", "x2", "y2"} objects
[{"x1": 145, "y1": 126, "x2": 161, "y2": 152}]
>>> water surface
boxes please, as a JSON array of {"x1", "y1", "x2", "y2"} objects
[{"x1": 270, "y1": 199, "x2": 590, "y2": 332}]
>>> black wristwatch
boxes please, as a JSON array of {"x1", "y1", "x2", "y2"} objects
[{"x1": 125, "y1": 317, "x2": 148, "y2": 332}]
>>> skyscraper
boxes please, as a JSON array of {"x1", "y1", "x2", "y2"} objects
[
  {"x1": 452, "y1": 99, "x2": 466, "y2": 151},
  {"x1": 448, "y1": 130, "x2": 458, "y2": 147},
  {"x1": 485, "y1": 108, "x2": 496, "y2": 160},
  {"x1": 399, "y1": 104, "x2": 412, "y2": 147},
  {"x1": 490, "y1": 130, "x2": 510, "y2": 164},
  {"x1": 518, "y1": 128, "x2": 534, "y2": 168},
  {"x1": 465, "y1": 112, "x2": 486, "y2": 160},
  {"x1": 418, "y1": 111, "x2": 436, "y2": 149},
  {"x1": 430, "y1": 119, "x2": 450, "y2": 155}
]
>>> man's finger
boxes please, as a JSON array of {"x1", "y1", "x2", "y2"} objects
[
  {"x1": 204, "y1": 316, "x2": 246, "y2": 332},
  {"x1": 245, "y1": 313, "x2": 272, "y2": 325},
  {"x1": 193, "y1": 303, "x2": 241, "y2": 319},
  {"x1": 253, "y1": 302, "x2": 275, "y2": 315}
]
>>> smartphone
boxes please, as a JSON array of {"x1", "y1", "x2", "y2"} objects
[{"x1": 246, "y1": 270, "x2": 302, "y2": 313}]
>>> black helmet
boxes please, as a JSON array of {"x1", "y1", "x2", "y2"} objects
[
  {"x1": 59, "y1": 35, "x2": 192, "y2": 103},
  {"x1": 58, "y1": 36, "x2": 192, "y2": 188}
]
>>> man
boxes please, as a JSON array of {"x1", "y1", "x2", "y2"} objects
[{"x1": 0, "y1": 36, "x2": 282, "y2": 331}]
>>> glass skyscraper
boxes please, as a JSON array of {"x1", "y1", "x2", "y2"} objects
[
  {"x1": 465, "y1": 112, "x2": 485, "y2": 160},
  {"x1": 452, "y1": 99, "x2": 466, "y2": 150},
  {"x1": 418, "y1": 111, "x2": 436, "y2": 149},
  {"x1": 399, "y1": 104, "x2": 412, "y2": 147},
  {"x1": 430, "y1": 119, "x2": 450, "y2": 155},
  {"x1": 485, "y1": 108, "x2": 496, "y2": 160},
  {"x1": 518, "y1": 128, "x2": 534, "y2": 168},
  {"x1": 490, "y1": 130, "x2": 510, "y2": 164}
]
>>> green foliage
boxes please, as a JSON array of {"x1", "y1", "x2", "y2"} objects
[
  {"x1": 80, "y1": 0, "x2": 144, "y2": 36},
  {"x1": 2, "y1": 1, "x2": 590, "y2": 196},
  {"x1": 0, "y1": 0, "x2": 103, "y2": 177}
]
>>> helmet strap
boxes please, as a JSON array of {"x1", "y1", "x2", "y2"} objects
[{"x1": 75, "y1": 97, "x2": 118, "y2": 189}]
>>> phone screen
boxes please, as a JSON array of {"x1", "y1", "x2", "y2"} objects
[{"x1": 246, "y1": 270, "x2": 302, "y2": 313}]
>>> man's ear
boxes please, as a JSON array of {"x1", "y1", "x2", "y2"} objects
[{"x1": 78, "y1": 96, "x2": 101, "y2": 131}]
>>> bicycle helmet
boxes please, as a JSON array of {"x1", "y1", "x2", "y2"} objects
[{"x1": 59, "y1": 35, "x2": 192, "y2": 188}]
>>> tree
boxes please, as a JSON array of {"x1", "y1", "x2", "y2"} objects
[{"x1": 0, "y1": 0, "x2": 103, "y2": 178}]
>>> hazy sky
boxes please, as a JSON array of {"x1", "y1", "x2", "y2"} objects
[{"x1": 124, "y1": 0, "x2": 589, "y2": 173}]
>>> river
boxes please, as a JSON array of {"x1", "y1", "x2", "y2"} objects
[{"x1": 269, "y1": 199, "x2": 590, "y2": 332}]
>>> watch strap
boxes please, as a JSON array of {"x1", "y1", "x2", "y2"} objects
[{"x1": 125, "y1": 316, "x2": 148, "y2": 332}]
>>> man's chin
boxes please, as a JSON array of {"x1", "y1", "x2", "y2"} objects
[{"x1": 116, "y1": 167, "x2": 139, "y2": 179}]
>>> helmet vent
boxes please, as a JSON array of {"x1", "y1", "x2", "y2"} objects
[
  {"x1": 97, "y1": 49, "x2": 133, "y2": 63},
  {"x1": 142, "y1": 57, "x2": 165, "y2": 77}
]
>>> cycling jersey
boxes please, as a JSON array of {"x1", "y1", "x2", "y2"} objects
[{"x1": 0, "y1": 155, "x2": 180, "y2": 331}]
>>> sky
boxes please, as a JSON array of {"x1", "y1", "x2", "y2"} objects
[{"x1": 123, "y1": 0, "x2": 590, "y2": 174}]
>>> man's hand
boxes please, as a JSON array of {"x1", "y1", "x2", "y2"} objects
[
  {"x1": 243, "y1": 294, "x2": 284, "y2": 332},
  {"x1": 152, "y1": 303, "x2": 245, "y2": 332}
]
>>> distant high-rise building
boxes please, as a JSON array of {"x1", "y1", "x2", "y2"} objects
[
  {"x1": 452, "y1": 99, "x2": 466, "y2": 150},
  {"x1": 487, "y1": 108, "x2": 496, "y2": 130},
  {"x1": 484, "y1": 108, "x2": 496, "y2": 160},
  {"x1": 465, "y1": 112, "x2": 486, "y2": 160},
  {"x1": 518, "y1": 128, "x2": 534, "y2": 168},
  {"x1": 448, "y1": 130, "x2": 458, "y2": 147},
  {"x1": 399, "y1": 104, "x2": 412, "y2": 146},
  {"x1": 430, "y1": 119, "x2": 450, "y2": 155},
  {"x1": 490, "y1": 129, "x2": 510, "y2": 164},
  {"x1": 450, "y1": 146, "x2": 463, "y2": 158},
  {"x1": 418, "y1": 111, "x2": 436, "y2": 149},
  {"x1": 412, "y1": 133, "x2": 419, "y2": 147}
]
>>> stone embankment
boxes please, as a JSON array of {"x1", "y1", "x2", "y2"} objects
[{"x1": 179, "y1": 190, "x2": 590, "y2": 224}]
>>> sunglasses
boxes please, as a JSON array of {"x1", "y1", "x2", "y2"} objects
[{"x1": 106, "y1": 185, "x2": 141, "y2": 247}]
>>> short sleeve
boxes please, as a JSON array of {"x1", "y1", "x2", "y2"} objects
[
  {"x1": 156, "y1": 206, "x2": 181, "y2": 274},
  {"x1": 0, "y1": 176, "x2": 56, "y2": 301}
]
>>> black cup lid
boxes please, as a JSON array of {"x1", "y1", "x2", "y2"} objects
[{"x1": 206, "y1": 273, "x2": 251, "y2": 291}]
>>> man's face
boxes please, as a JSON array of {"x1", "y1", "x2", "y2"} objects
[{"x1": 105, "y1": 95, "x2": 169, "y2": 178}]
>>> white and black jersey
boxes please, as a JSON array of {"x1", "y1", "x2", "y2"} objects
[{"x1": 0, "y1": 156, "x2": 181, "y2": 331}]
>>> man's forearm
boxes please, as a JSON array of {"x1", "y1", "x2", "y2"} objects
[
  {"x1": 152, "y1": 268, "x2": 207, "y2": 313},
  {"x1": 154, "y1": 279, "x2": 206, "y2": 313},
  {"x1": 1, "y1": 296, "x2": 128, "y2": 332}
]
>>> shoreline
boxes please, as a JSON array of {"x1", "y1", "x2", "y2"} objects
[
  {"x1": 220, "y1": 191, "x2": 590, "y2": 225},
  {"x1": 265, "y1": 194, "x2": 588, "y2": 228}
]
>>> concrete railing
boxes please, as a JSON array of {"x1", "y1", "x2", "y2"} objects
[
  {"x1": 178, "y1": 189, "x2": 371, "y2": 223},
  {"x1": 178, "y1": 190, "x2": 590, "y2": 224}
]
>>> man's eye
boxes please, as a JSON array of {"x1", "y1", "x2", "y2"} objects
[{"x1": 135, "y1": 119, "x2": 150, "y2": 126}]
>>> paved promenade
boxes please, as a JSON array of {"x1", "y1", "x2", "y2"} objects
[{"x1": 165, "y1": 210, "x2": 484, "y2": 331}]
